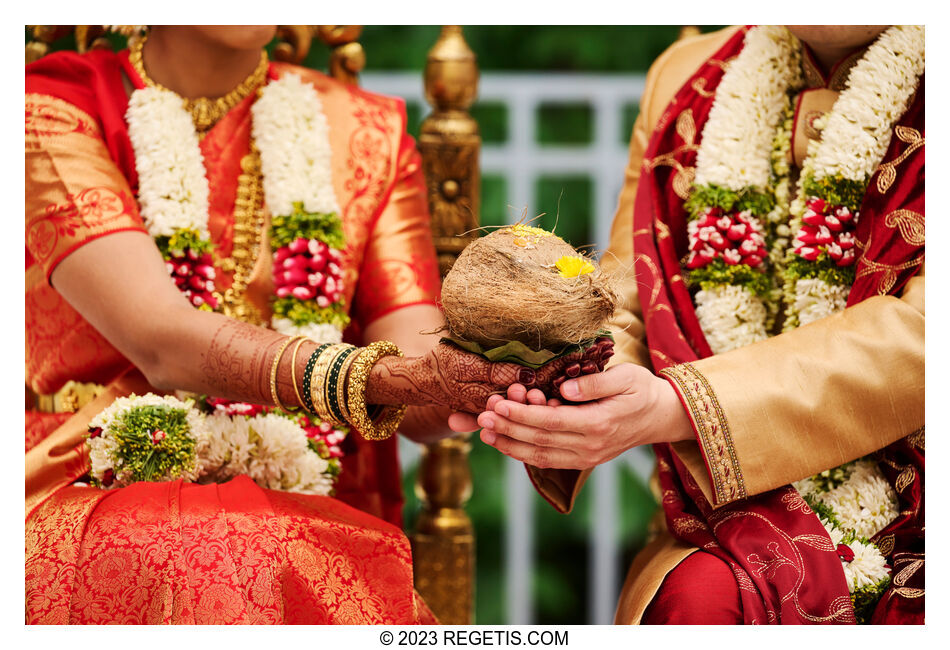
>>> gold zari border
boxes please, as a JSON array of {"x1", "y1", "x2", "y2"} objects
[{"x1": 660, "y1": 362, "x2": 746, "y2": 504}]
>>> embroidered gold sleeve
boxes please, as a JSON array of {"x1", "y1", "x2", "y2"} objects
[
  {"x1": 665, "y1": 267, "x2": 924, "y2": 507},
  {"x1": 26, "y1": 94, "x2": 146, "y2": 282}
]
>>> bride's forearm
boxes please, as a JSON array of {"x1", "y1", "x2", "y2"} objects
[
  {"x1": 398, "y1": 404, "x2": 456, "y2": 444},
  {"x1": 365, "y1": 355, "x2": 442, "y2": 407},
  {"x1": 145, "y1": 309, "x2": 320, "y2": 409}
]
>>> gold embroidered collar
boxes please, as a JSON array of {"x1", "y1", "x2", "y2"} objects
[{"x1": 800, "y1": 44, "x2": 867, "y2": 91}]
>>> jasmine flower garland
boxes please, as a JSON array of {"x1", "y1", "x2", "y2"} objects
[
  {"x1": 686, "y1": 25, "x2": 802, "y2": 354},
  {"x1": 687, "y1": 25, "x2": 924, "y2": 347},
  {"x1": 783, "y1": 26, "x2": 925, "y2": 329},
  {"x1": 252, "y1": 74, "x2": 350, "y2": 343},
  {"x1": 687, "y1": 25, "x2": 924, "y2": 618},
  {"x1": 86, "y1": 394, "x2": 345, "y2": 496},
  {"x1": 121, "y1": 69, "x2": 352, "y2": 493},
  {"x1": 794, "y1": 459, "x2": 899, "y2": 622}
]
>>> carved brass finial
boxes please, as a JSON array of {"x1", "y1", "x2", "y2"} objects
[
  {"x1": 419, "y1": 26, "x2": 481, "y2": 277},
  {"x1": 316, "y1": 25, "x2": 365, "y2": 85},
  {"x1": 424, "y1": 26, "x2": 479, "y2": 113}
]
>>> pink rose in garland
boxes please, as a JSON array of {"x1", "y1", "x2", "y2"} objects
[
  {"x1": 792, "y1": 197, "x2": 857, "y2": 267},
  {"x1": 273, "y1": 236, "x2": 345, "y2": 307},
  {"x1": 165, "y1": 248, "x2": 218, "y2": 309}
]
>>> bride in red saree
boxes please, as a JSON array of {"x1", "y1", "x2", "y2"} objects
[{"x1": 25, "y1": 26, "x2": 535, "y2": 624}]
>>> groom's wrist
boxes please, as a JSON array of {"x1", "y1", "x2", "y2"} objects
[{"x1": 656, "y1": 376, "x2": 696, "y2": 444}]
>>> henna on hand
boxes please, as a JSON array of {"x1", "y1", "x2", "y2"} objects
[
  {"x1": 533, "y1": 336, "x2": 615, "y2": 399},
  {"x1": 198, "y1": 317, "x2": 321, "y2": 409},
  {"x1": 365, "y1": 342, "x2": 537, "y2": 414},
  {"x1": 199, "y1": 319, "x2": 285, "y2": 404}
]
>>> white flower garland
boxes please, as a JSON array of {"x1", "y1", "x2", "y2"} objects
[
  {"x1": 691, "y1": 26, "x2": 924, "y2": 606},
  {"x1": 126, "y1": 72, "x2": 347, "y2": 341},
  {"x1": 89, "y1": 394, "x2": 337, "y2": 496},
  {"x1": 252, "y1": 74, "x2": 347, "y2": 342},
  {"x1": 808, "y1": 27, "x2": 925, "y2": 183},
  {"x1": 689, "y1": 25, "x2": 924, "y2": 349},
  {"x1": 783, "y1": 26, "x2": 925, "y2": 326},
  {"x1": 252, "y1": 74, "x2": 340, "y2": 217},
  {"x1": 694, "y1": 284, "x2": 768, "y2": 352},
  {"x1": 794, "y1": 459, "x2": 899, "y2": 593},
  {"x1": 694, "y1": 25, "x2": 802, "y2": 191},
  {"x1": 123, "y1": 71, "x2": 350, "y2": 493},
  {"x1": 200, "y1": 411, "x2": 334, "y2": 495},
  {"x1": 126, "y1": 88, "x2": 210, "y2": 239},
  {"x1": 688, "y1": 26, "x2": 802, "y2": 354},
  {"x1": 271, "y1": 318, "x2": 344, "y2": 343},
  {"x1": 791, "y1": 277, "x2": 850, "y2": 327}
]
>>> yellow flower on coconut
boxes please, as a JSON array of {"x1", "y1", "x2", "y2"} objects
[
  {"x1": 556, "y1": 255, "x2": 595, "y2": 278},
  {"x1": 509, "y1": 223, "x2": 552, "y2": 237}
]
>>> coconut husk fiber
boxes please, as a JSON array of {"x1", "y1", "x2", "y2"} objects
[{"x1": 441, "y1": 225, "x2": 619, "y2": 352}]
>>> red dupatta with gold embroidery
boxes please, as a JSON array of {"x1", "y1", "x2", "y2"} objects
[{"x1": 632, "y1": 28, "x2": 924, "y2": 624}]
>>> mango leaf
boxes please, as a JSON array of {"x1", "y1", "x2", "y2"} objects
[{"x1": 441, "y1": 330, "x2": 614, "y2": 369}]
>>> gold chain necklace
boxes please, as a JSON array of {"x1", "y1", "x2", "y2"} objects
[
  {"x1": 129, "y1": 34, "x2": 268, "y2": 134},
  {"x1": 128, "y1": 35, "x2": 270, "y2": 325},
  {"x1": 214, "y1": 142, "x2": 267, "y2": 326}
]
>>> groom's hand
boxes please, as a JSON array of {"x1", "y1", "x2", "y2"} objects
[{"x1": 466, "y1": 363, "x2": 694, "y2": 469}]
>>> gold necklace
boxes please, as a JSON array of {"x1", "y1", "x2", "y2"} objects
[
  {"x1": 214, "y1": 142, "x2": 267, "y2": 326},
  {"x1": 129, "y1": 34, "x2": 268, "y2": 134}
]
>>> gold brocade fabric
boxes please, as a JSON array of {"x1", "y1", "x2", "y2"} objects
[
  {"x1": 26, "y1": 95, "x2": 147, "y2": 395},
  {"x1": 27, "y1": 475, "x2": 438, "y2": 624}
]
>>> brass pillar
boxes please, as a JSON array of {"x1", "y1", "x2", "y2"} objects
[{"x1": 411, "y1": 25, "x2": 480, "y2": 624}]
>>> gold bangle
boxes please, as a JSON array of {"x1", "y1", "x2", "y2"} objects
[
  {"x1": 310, "y1": 343, "x2": 350, "y2": 422},
  {"x1": 269, "y1": 335, "x2": 304, "y2": 411},
  {"x1": 346, "y1": 340, "x2": 407, "y2": 441},
  {"x1": 335, "y1": 348, "x2": 360, "y2": 425},
  {"x1": 288, "y1": 337, "x2": 309, "y2": 410}
]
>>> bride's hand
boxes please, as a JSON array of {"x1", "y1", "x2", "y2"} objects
[
  {"x1": 447, "y1": 336, "x2": 614, "y2": 432},
  {"x1": 367, "y1": 342, "x2": 536, "y2": 414}
]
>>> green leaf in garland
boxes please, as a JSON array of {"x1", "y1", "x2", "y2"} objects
[
  {"x1": 851, "y1": 576, "x2": 892, "y2": 624},
  {"x1": 687, "y1": 259, "x2": 773, "y2": 297},
  {"x1": 685, "y1": 183, "x2": 776, "y2": 219},
  {"x1": 272, "y1": 297, "x2": 351, "y2": 330},
  {"x1": 803, "y1": 174, "x2": 867, "y2": 212},
  {"x1": 270, "y1": 203, "x2": 346, "y2": 250},
  {"x1": 785, "y1": 254, "x2": 856, "y2": 287},
  {"x1": 155, "y1": 229, "x2": 213, "y2": 258}
]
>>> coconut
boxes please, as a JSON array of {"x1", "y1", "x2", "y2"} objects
[{"x1": 441, "y1": 224, "x2": 619, "y2": 353}]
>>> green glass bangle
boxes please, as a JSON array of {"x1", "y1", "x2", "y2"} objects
[{"x1": 325, "y1": 345, "x2": 358, "y2": 426}]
